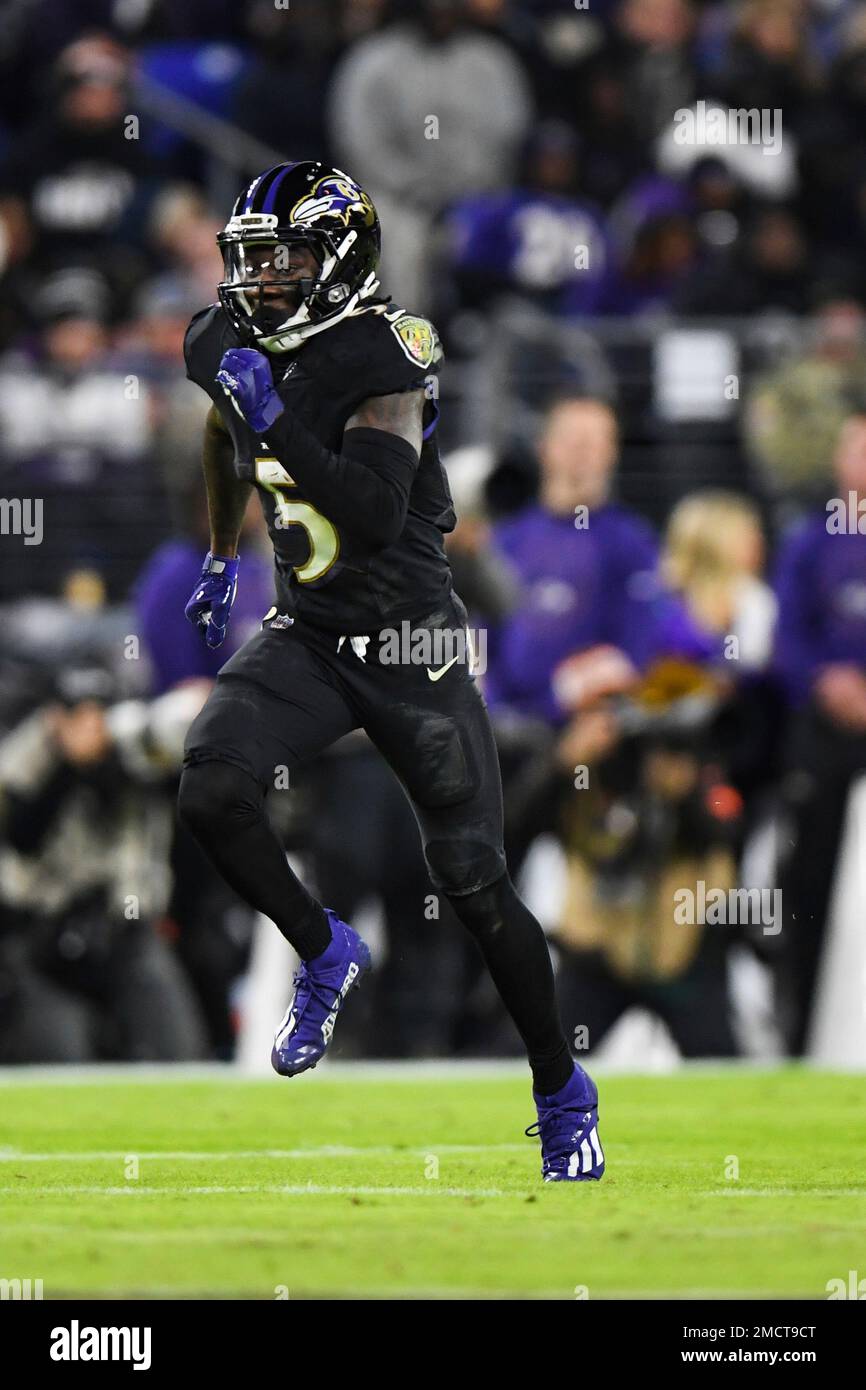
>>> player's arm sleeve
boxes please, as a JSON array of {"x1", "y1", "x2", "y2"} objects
[{"x1": 264, "y1": 389, "x2": 424, "y2": 549}]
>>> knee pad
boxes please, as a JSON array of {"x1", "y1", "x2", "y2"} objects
[
  {"x1": 423, "y1": 836, "x2": 507, "y2": 899},
  {"x1": 178, "y1": 760, "x2": 264, "y2": 841},
  {"x1": 445, "y1": 872, "x2": 514, "y2": 938}
]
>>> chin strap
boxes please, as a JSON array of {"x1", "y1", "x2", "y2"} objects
[{"x1": 258, "y1": 272, "x2": 380, "y2": 354}]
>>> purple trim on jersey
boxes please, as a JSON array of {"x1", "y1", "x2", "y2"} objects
[
  {"x1": 262, "y1": 162, "x2": 299, "y2": 214},
  {"x1": 422, "y1": 402, "x2": 440, "y2": 440}
]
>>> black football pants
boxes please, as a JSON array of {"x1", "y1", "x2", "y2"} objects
[{"x1": 178, "y1": 595, "x2": 572, "y2": 1092}]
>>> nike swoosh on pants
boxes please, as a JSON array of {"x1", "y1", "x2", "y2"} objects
[{"x1": 427, "y1": 655, "x2": 459, "y2": 682}]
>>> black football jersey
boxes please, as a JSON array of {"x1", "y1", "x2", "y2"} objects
[{"x1": 183, "y1": 301, "x2": 456, "y2": 634}]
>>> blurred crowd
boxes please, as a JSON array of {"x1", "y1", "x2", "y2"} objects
[{"x1": 1, "y1": 0, "x2": 866, "y2": 1064}]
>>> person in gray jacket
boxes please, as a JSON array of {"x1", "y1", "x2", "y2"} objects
[{"x1": 328, "y1": 0, "x2": 533, "y2": 306}]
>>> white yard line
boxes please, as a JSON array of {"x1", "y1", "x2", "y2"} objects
[
  {"x1": 0, "y1": 1182, "x2": 511, "y2": 1198},
  {"x1": 0, "y1": 1144, "x2": 528, "y2": 1161},
  {"x1": 4, "y1": 1177, "x2": 864, "y2": 1199},
  {"x1": 710, "y1": 1187, "x2": 866, "y2": 1198}
]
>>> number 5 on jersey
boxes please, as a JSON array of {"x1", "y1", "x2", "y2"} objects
[{"x1": 255, "y1": 455, "x2": 340, "y2": 583}]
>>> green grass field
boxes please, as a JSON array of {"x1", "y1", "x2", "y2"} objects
[{"x1": 1, "y1": 1065, "x2": 864, "y2": 1299}]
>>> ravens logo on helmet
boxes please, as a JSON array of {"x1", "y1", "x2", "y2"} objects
[{"x1": 217, "y1": 160, "x2": 381, "y2": 353}]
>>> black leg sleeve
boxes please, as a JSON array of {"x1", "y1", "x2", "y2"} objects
[
  {"x1": 178, "y1": 760, "x2": 330, "y2": 961},
  {"x1": 446, "y1": 872, "x2": 573, "y2": 1094}
]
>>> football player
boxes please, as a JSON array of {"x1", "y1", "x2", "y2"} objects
[{"x1": 178, "y1": 161, "x2": 604, "y2": 1182}]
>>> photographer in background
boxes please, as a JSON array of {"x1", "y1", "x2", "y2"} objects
[{"x1": 0, "y1": 658, "x2": 209, "y2": 1062}]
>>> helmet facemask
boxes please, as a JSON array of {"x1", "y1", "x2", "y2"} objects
[{"x1": 217, "y1": 212, "x2": 377, "y2": 352}]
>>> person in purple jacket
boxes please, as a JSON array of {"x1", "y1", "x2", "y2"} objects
[
  {"x1": 442, "y1": 122, "x2": 610, "y2": 322},
  {"x1": 486, "y1": 393, "x2": 714, "y2": 729},
  {"x1": 773, "y1": 408, "x2": 866, "y2": 1054}
]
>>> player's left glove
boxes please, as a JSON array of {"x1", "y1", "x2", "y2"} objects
[
  {"x1": 216, "y1": 347, "x2": 285, "y2": 433},
  {"x1": 184, "y1": 551, "x2": 240, "y2": 649}
]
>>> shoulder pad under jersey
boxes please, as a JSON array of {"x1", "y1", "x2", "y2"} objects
[
  {"x1": 315, "y1": 303, "x2": 443, "y2": 403},
  {"x1": 183, "y1": 304, "x2": 234, "y2": 398}
]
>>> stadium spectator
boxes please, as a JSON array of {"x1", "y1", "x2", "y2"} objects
[
  {"x1": 485, "y1": 394, "x2": 708, "y2": 728},
  {"x1": 114, "y1": 274, "x2": 220, "y2": 513},
  {"x1": 744, "y1": 296, "x2": 866, "y2": 513},
  {"x1": 328, "y1": 0, "x2": 533, "y2": 305},
  {"x1": 439, "y1": 121, "x2": 610, "y2": 324},
  {"x1": 673, "y1": 203, "x2": 811, "y2": 316},
  {"x1": 773, "y1": 409, "x2": 866, "y2": 1054},
  {"x1": 526, "y1": 15, "x2": 645, "y2": 208},
  {"x1": 232, "y1": 0, "x2": 343, "y2": 164},
  {"x1": 0, "y1": 266, "x2": 168, "y2": 603},
  {"x1": 662, "y1": 490, "x2": 776, "y2": 670},
  {"x1": 482, "y1": 391, "x2": 708, "y2": 876},
  {"x1": 146, "y1": 184, "x2": 225, "y2": 312},
  {"x1": 0, "y1": 36, "x2": 153, "y2": 315},
  {"x1": 552, "y1": 655, "x2": 743, "y2": 1059},
  {"x1": 611, "y1": 0, "x2": 698, "y2": 141},
  {"x1": 659, "y1": 487, "x2": 783, "y2": 856},
  {"x1": 601, "y1": 174, "x2": 700, "y2": 316},
  {"x1": 339, "y1": 0, "x2": 393, "y2": 44},
  {"x1": 705, "y1": 0, "x2": 820, "y2": 124},
  {"x1": 0, "y1": 658, "x2": 209, "y2": 1062}
]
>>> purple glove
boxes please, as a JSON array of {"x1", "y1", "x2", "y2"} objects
[
  {"x1": 184, "y1": 551, "x2": 240, "y2": 649},
  {"x1": 216, "y1": 347, "x2": 285, "y2": 433}
]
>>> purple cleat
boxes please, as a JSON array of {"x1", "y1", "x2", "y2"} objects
[
  {"x1": 271, "y1": 910, "x2": 371, "y2": 1077},
  {"x1": 525, "y1": 1062, "x2": 605, "y2": 1181}
]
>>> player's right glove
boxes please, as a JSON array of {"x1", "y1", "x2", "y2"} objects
[{"x1": 184, "y1": 551, "x2": 239, "y2": 649}]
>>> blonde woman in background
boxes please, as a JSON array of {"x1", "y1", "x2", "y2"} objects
[{"x1": 662, "y1": 491, "x2": 777, "y2": 669}]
